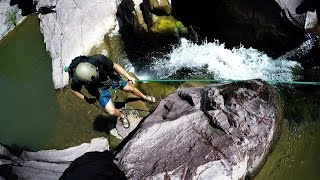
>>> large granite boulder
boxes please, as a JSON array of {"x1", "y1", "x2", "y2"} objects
[
  {"x1": 36, "y1": 0, "x2": 120, "y2": 89},
  {"x1": 115, "y1": 80, "x2": 282, "y2": 179}
]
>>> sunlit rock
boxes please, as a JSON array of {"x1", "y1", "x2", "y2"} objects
[
  {"x1": 115, "y1": 80, "x2": 282, "y2": 179},
  {"x1": 117, "y1": 0, "x2": 187, "y2": 37},
  {"x1": 0, "y1": 137, "x2": 109, "y2": 179},
  {"x1": 0, "y1": 0, "x2": 24, "y2": 38},
  {"x1": 150, "y1": 0, "x2": 171, "y2": 14}
]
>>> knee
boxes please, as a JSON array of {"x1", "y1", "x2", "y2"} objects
[
  {"x1": 106, "y1": 107, "x2": 117, "y2": 116},
  {"x1": 129, "y1": 88, "x2": 137, "y2": 94},
  {"x1": 125, "y1": 85, "x2": 135, "y2": 94}
]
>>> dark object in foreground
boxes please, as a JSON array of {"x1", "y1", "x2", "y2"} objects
[
  {"x1": 59, "y1": 151, "x2": 126, "y2": 180},
  {"x1": 38, "y1": 5, "x2": 56, "y2": 15},
  {"x1": 10, "y1": 0, "x2": 37, "y2": 16}
]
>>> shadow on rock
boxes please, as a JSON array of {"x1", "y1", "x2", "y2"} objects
[
  {"x1": 93, "y1": 115, "x2": 117, "y2": 134},
  {"x1": 59, "y1": 151, "x2": 126, "y2": 180}
]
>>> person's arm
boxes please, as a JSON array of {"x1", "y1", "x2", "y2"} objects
[
  {"x1": 71, "y1": 89, "x2": 86, "y2": 100},
  {"x1": 71, "y1": 81, "x2": 96, "y2": 103},
  {"x1": 113, "y1": 63, "x2": 136, "y2": 83}
]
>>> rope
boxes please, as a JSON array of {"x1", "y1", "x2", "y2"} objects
[
  {"x1": 90, "y1": 78, "x2": 320, "y2": 116},
  {"x1": 134, "y1": 79, "x2": 320, "y2": 85},
  {"x1": 93, "y1": 102, "x2": 150, "y2": 114}
]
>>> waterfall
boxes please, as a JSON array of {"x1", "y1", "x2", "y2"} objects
[
  {"x1": 277, "y1": 32, "x2": 320, "y2": 61},
  {"x1": 136, "y1": 38, "x2": 302, "y2": 82}
]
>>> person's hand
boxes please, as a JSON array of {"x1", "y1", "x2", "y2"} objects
[
  {"x1": 127, "y1": 76, "x2": 136, "y2": 84},
  {"x1": 84, "y1": 96, "x2": 97, "y2": 104}
]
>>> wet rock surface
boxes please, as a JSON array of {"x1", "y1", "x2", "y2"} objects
[
  {"x1": 171, "y1": 0, "x2": 306, "y2": 56},
  {"x1": 115, "y1": 80, "x2": 282, "y2": 179}
]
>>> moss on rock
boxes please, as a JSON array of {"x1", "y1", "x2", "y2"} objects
[
  {"x1": 150, "y1": 16, "x2": 188, "y2": 36},
  {"x1": 175, "y1": 21, "x2": 188, "y2": 34}
]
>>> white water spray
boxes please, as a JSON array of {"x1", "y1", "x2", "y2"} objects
[{"x1": 139, "y1": 38, "x2": 302, "y2": 81}]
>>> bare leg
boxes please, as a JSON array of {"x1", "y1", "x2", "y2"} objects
[
  {"x1": 105, "y1": 99, "x2": 130, "y2": 128},
  {"x1": 104, "y1": 100, "x2": 125, "y2": 118},
  {"x1": 123, "y1": 84, "x2": 147, "y2": 99}
]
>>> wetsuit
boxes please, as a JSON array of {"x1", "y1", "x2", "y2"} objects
[{"x1": 68, "y1": 54, "x2": 127, "y2": 107}]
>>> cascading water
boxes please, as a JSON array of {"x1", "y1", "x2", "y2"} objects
[
  {"x1": 135, "y1": 38, "x2": 302, "y2": 82},
  {"x1": 277, "y1": 32, "x2": 320, "y2": 61}
]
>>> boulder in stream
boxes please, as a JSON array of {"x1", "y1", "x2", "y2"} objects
[{"x1": 115, "y1": 80, "x2": 282, "y2": 179}]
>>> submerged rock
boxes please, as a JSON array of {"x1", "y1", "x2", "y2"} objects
[{"x1": 115, "y1": 80, "x2": 282, "y2": 179}]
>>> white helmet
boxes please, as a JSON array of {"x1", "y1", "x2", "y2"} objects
[{"x1": 75, "y1": 62, "x2": 99, "y2": 83}]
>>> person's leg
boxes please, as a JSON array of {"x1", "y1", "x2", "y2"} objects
[
  {"x1": 123, "y1": 84, "x2": 156, "y2": 103},
  {"x1": 99, "y1": 95, "x2": 130, "y2": 128},
  {"x1": 98, "y1": 92, "x2": 125, "y2": 118},
  {"x1": 123, "y1": 84, "x2": 147, "y2": 99},
  {"x1": 104, "y1": 100, "x2": 125, "y2": 118}
]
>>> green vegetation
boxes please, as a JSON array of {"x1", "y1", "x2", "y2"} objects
[
  {"x1": 151, "y1": 16, "x2": 188, "y2": 36},
  {"x1": 151, "y1": 17, "x2": 177, "y2": 34},
  {"x1": 5, "y1": 9, "x2": 18, "y2": 26},
  {"x1": 175, "y1": 21, "x2": 188, "y2": 34}
]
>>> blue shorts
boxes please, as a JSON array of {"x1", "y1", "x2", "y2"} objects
[{"x1": 98, "y1": 80, "x2": 127, "y2": 108}]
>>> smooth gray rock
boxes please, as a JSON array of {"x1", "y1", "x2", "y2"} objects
[
  {"x1": 115, "y1": 80, "x2": 281, "y2": 179},
  {"x1": 276, "y1": 0, "x2": 318, "y2": 30},
  {"x1": 0, "y1": 137, "x2": 109, "y2": 180}
]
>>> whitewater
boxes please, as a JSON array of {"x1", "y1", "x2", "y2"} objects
[{"x1": 133, "y1": 38, "x2": 302, "y2": 82}]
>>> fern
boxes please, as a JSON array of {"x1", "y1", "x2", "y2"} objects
[{"x1": 5, "y1": 9, "x2": 18, "y2": 26}]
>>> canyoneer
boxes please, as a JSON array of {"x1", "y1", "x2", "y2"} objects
[{"x1": 64, "y1": 54, "x2": 156, "y2": 128}]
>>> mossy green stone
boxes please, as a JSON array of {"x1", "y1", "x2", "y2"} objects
[
  {"x1": 175, "y1": 21, "x2": 188, "y2": 33},
  {"x1": 151, "y1": 18, "x2": 177, "y2": 34},
  {"x1": 151, "y1": 17, "x2": 188, "y2": 36}
]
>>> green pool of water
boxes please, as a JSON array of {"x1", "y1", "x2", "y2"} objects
[
  {"x1": 255, "y1": 89, "x2": 320, "y2": 180},
  {"x1": 0, "y1": 15, "x2": 58, "y2": 150}
]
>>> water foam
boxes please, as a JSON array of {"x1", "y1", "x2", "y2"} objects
[{"x1": 139, "y1": 38, "x2": 301, "y2": 81}]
